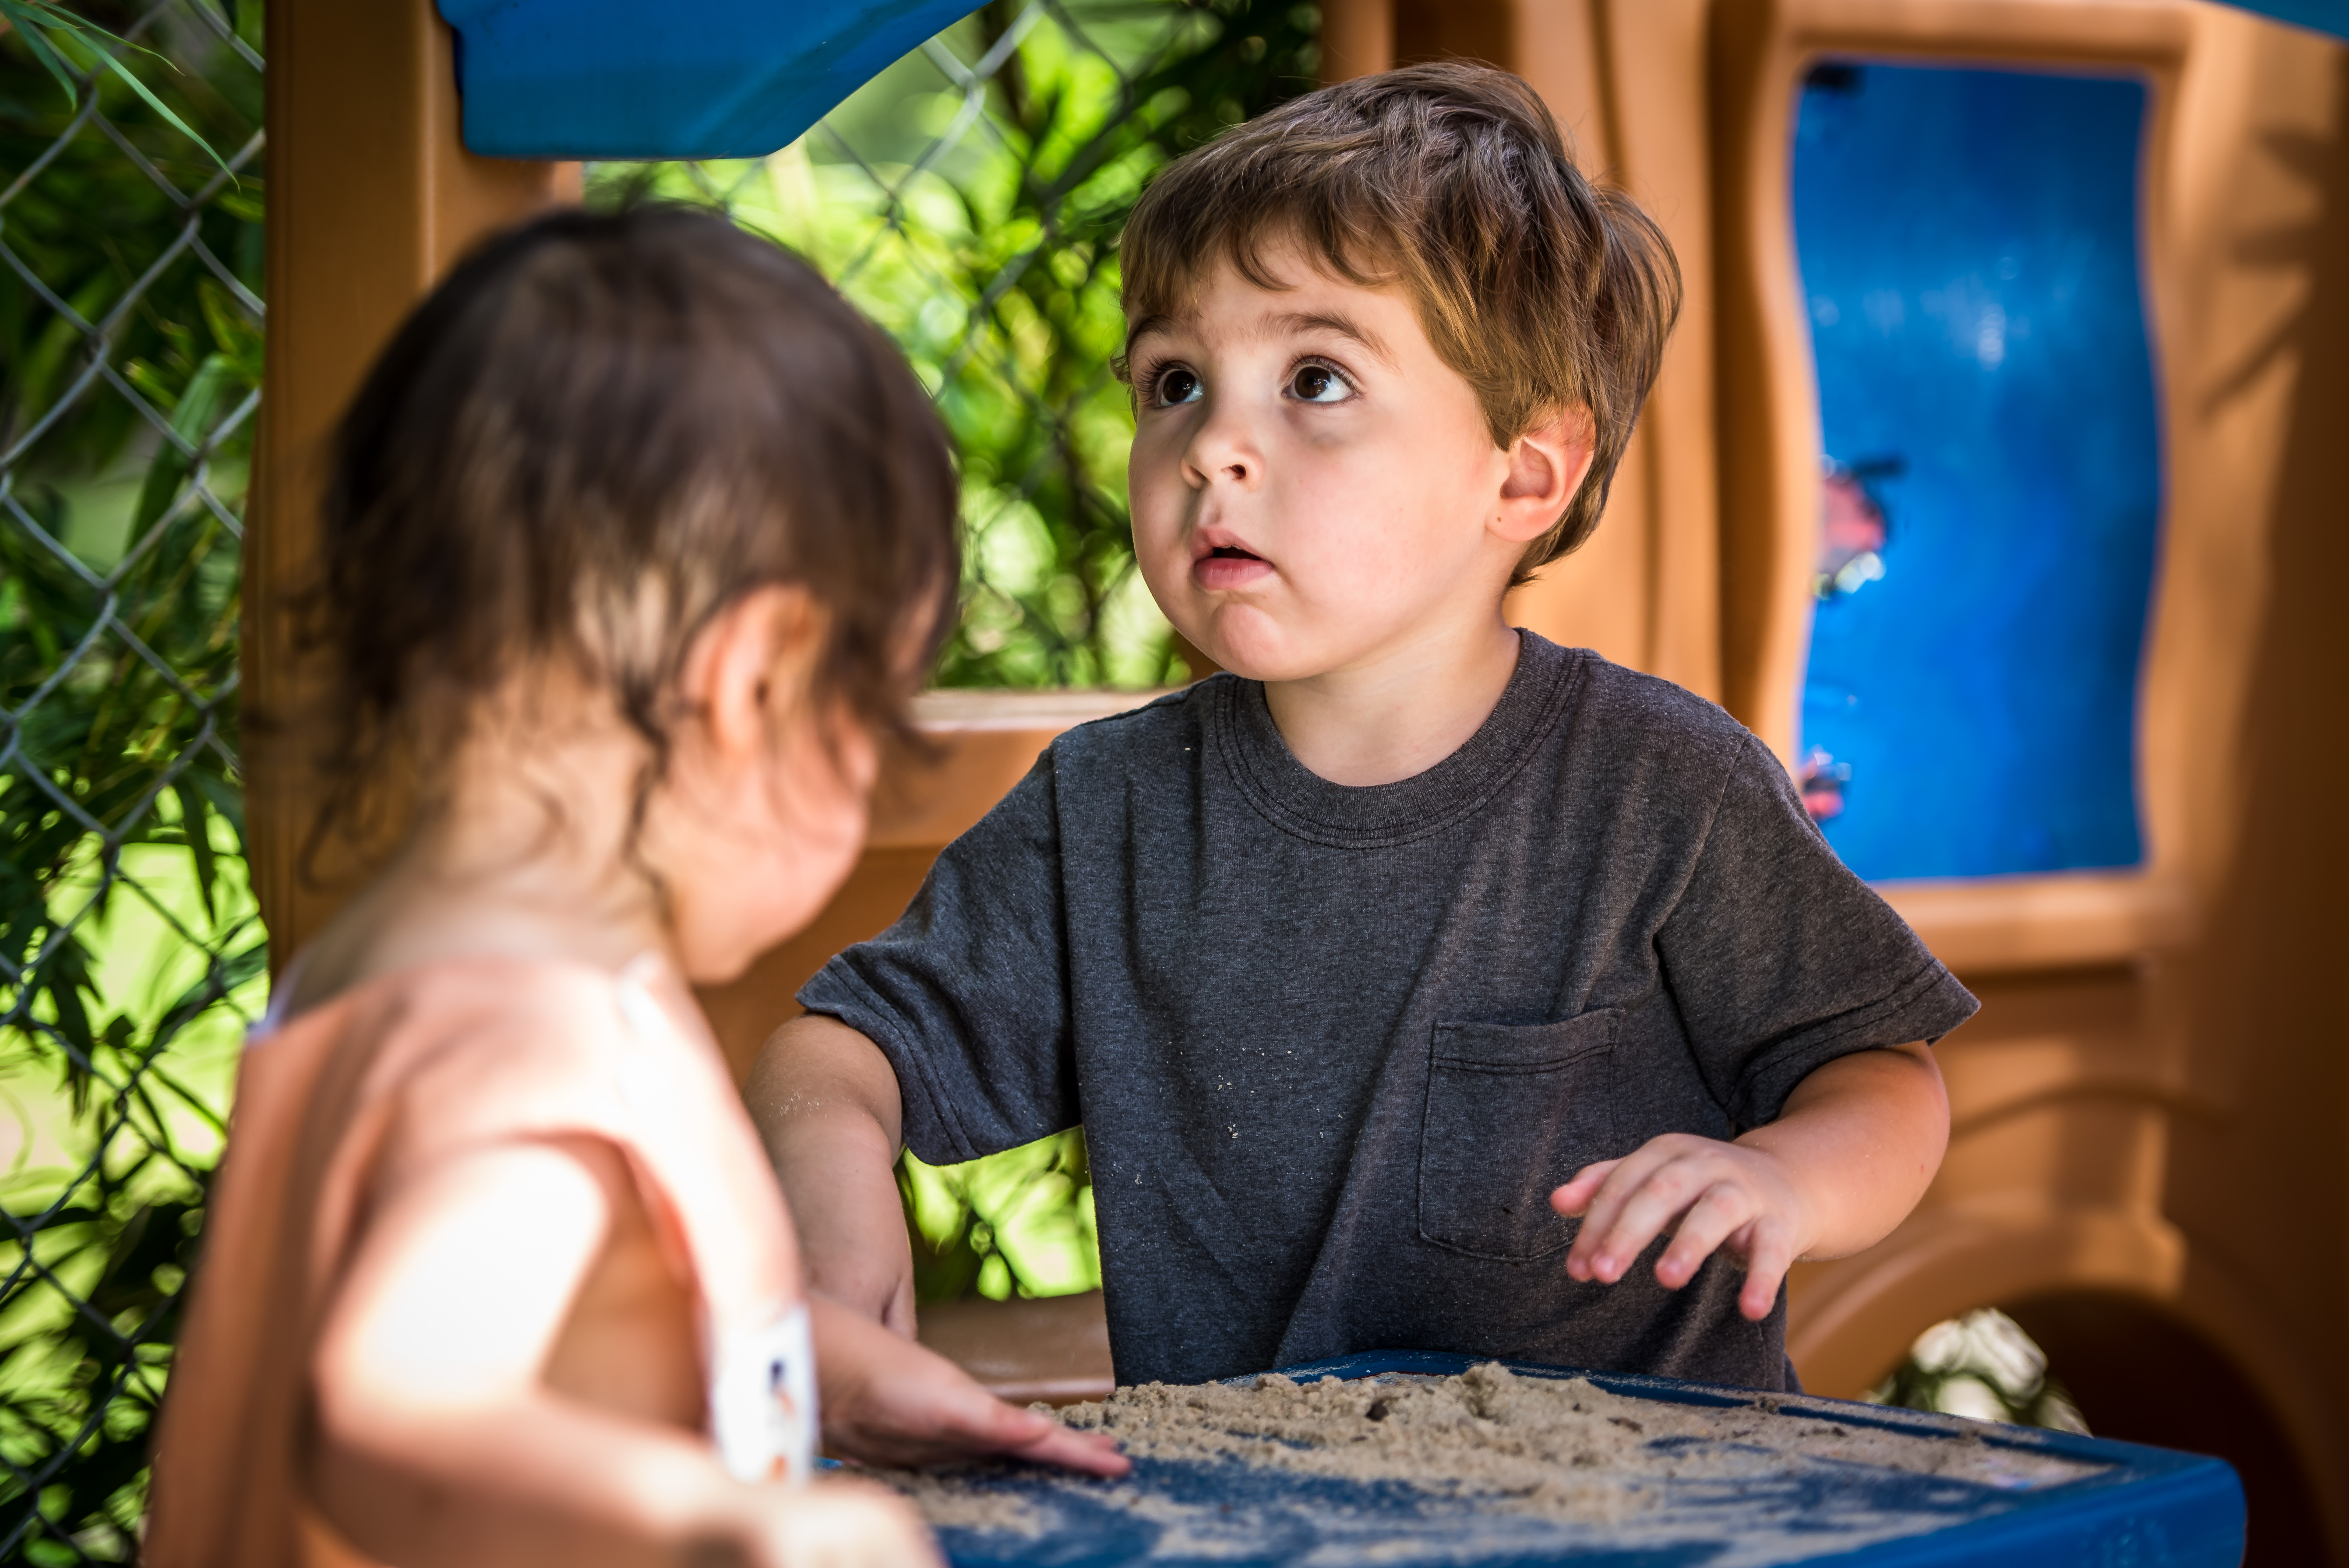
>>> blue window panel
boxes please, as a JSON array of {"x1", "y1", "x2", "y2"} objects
[{"x1": 1792, "y1": 63, "x2": 2162, "y2": 882}]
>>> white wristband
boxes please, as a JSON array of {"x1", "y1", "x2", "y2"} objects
[{"x1": 709, "y1": 1301, "x2": 818, "y2": 1487}]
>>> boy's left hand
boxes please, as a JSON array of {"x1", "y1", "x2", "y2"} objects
[
  {"x1": 1549, "y1": 1042, "x2": 1950, "y2": 1322},
  {"x1": 1549, "y1": 1136, "x2": 1809, "y2": 1321}
]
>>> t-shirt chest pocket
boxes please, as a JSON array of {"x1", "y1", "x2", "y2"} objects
[{"x1": 1417, "y1": 1009, "x2": 1622, "y2": 1261}]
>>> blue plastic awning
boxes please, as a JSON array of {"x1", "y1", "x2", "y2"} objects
[
  {"x1": 436, "y1": 0, "x2": 2349, "y2": 163},
  {"x1": 435, "y1": 0, "x2": 988, "y2": 160}
]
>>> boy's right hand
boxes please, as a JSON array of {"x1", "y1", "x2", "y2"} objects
[{"x1": 811, "y1": 1295, "x2": 1130, "y2": 1478}]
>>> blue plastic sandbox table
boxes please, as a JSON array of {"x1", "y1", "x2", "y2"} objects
[{"x1": 911, "y1": 1351, "x2": 2244, "y2": 1567}]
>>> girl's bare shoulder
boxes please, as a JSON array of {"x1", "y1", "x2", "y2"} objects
[{"x1": 311, "y1": 955, "x2": 719, "y2": 1172}]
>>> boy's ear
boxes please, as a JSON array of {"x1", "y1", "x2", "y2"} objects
[
  {"x1": 1493, "y1": 406, "x2": 1598, "y2": 546},
  {"x1": 682, "y1": 584, "x2": 822, "y2": 758}
]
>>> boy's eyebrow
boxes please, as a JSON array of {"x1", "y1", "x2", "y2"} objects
[
  {"x1": 1122, "y1": 307, "x2": 1400, "y2": 368},
  {"x1": 1124, "y1": 312, "x2": 1184, "y2": 354},
  {"x1": 1268, "y1": 310, "x2": 1398, "y2": 369}
]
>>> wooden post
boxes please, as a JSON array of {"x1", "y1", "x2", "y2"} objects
[
  {"x1": 251, "y1": 0, "x2": 578, "y2": 968},
  {"x1": 1319, "y1": 0, "x2": 1393, "y2": 81}
]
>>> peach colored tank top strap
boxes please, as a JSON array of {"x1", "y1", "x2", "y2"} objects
[{"x1": 142, "y1": 955, "x2": 808, "y2": 1568}]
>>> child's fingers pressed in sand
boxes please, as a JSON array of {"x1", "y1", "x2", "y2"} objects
[{"x1": 813, "y1": 1295, "x2": 1131, "y2": 1477}]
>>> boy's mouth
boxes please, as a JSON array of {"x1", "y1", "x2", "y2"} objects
[{"x1": 1193, "y1": 540, "x2": 1273, "y2": 591}]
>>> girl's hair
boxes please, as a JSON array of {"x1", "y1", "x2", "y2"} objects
[{"x1": 311, "y1": 205, "x2": 959, "y2": 865}]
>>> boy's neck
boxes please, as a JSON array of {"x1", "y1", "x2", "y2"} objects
[{"x1": 1259, "y1": 613, "x2": 1524, "y2": 788}]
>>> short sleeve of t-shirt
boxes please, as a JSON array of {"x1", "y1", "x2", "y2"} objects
[
  {"x1": 797, "y1": 759, "x2": 1076, "y2": 1166},
  {"x1": 1656, "y1": 731, "x2": 1977, "y2": 1130}
]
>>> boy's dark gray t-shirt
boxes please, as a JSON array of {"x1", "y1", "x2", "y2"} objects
[{"x1": 800, "y1": 633, "x2": 1976, "y2": 1390}]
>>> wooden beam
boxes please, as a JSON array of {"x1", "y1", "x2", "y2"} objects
[{"x1": 252, "y1": 0, "x2": 577, "y2": 969}]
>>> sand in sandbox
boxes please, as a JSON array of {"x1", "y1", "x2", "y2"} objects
[
  {"x1": 879, "y1": 1361, "x2": 2105, "y2": 1540},
  {"x1": 1055, "y1": 1363, "x2": 2096, "y2": 1516}
]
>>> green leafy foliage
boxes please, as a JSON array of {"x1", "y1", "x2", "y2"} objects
[
  {"x1": 900, "y1": 1129, "x2": 1098, "y2": 1304},
  {"x1": 590, "y1": 0, "x2": 1320, "y2": 691},
  {"x1": 0, "y1": 0, "x2": 237, "y2": 176},
  {"x1": 0, "y1": 2, "x2": 263, "y2": 1557}
]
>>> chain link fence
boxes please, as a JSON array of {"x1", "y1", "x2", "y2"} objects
[{"x1": 0, "y1": 0, "x2": 262, "y2": 1559}]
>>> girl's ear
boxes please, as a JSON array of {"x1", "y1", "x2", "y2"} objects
[
  {"x1": 680, "y1": 584, "x2": 821, "y2": 760},
  {"x1": 1494, "y1": 406, "x2": 1598, "y2": 546}
]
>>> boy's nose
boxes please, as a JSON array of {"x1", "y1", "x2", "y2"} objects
[{"x1": 1182, "y1": 410, "x2": 1263, "y2": 490}]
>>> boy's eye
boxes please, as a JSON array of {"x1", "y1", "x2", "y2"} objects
[
  {"x1": 1153, "y1": 367, "x2": 1203, "y2": 407},
  {"x1": 1288, "y1": 363, "x2": 1351, "y2": 404}
]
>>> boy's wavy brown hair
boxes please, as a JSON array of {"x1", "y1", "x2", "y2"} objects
[{"x1": 1119, "y1": 61, "x2": 1681, "y2": 581}]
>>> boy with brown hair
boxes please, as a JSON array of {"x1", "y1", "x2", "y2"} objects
[{"x1": 752, "y1": 63, "x2": 1970, "y2": 1397}]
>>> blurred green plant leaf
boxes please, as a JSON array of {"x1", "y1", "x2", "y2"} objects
[{"x1": 0, "y1": 0, "x2": 235, "y2": 176}]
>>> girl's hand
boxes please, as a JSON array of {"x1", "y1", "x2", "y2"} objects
[
  {"x1": 811, "y1": 1296, "x2": 1130, "y2": 1477},
  {"x1": 1550, "y1": 1135, "x2": 1810, "y2": 1321}
]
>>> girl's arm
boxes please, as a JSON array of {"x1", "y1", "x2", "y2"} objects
[
  {"x1": 308, "y1": 1136, "x2": 936, "y2": 1568},
  {"x1": 1550, "y1": 1043, "x2": 1950, "y2": 1321}
]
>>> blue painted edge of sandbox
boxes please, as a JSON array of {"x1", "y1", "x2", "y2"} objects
[
  {"x1": 433, "y1": 0, "x2": 989, "y2": 160},
  {"x1": 1258, "y1": 1351, "x2": 2246, "y2": 1568}
]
